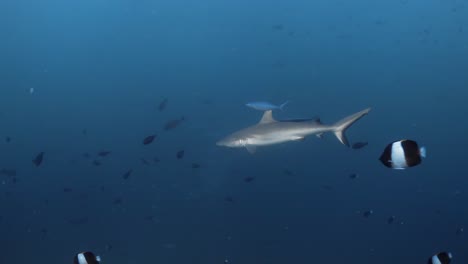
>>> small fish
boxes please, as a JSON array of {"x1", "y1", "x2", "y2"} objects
[
  {"x1": 113, "y1": 197, "x2": 123, "y2": 205},
  {"x1": 97, "y1": 151, "x2": 111, "y2": 157},
  {"x1": 141, "y1": 158, "x2": 150, "y2": 166},
  {"x1": 363, "y1": 210, "x2": 373, "y2": 218},
  {"x1": 32, "y1": 152, "x2": 44, "y2": 167},
  {"x1": 92, "y1": 160, "x2": 102, "y2": 166},
  {"x1": 40, "y1": 228, "x2": 48, "y2": 239},
  {"x1": 224, "y1": 196, "x2": 234, "y2": 203},
  {"x1": 456, "y1": 227, "x2": 464, "y2": 235},
  {"x1": 245, "y1": 101, "x2": 289, "y2": 111},
  {"x1": 352, "y1": 141, "x2": 368, "y2": 149},
  {"x1": 63, "y1": 188, "x2": 73, "y2": 193},
  {"x1": 5, "y1": 136, "x2": 11, "y2": 143},
  {"x1": 29, "y1": 87, "x2": 35, "y2": 94},
  {"x1": 153, "y1": 157, "x2": 160, "y2": 164},
  {"x1": 387, "y1": 216, "x2": 395, "y2": 224},
  {"x1": 191, "y1": 163, "x2": 200, "y2": 169},
  {"x1": 272, "y1": 24, "x2": 284, "y2": 31},
  {"x1": 67, "y1": 217, "x2": 89, "y2": 225},
  {"x1": 244, "y1": 176, "x2": 255, "y2": 183},
  {"x1": 282, "y1": 169, "x2": 295, "y2": 176},
  {"x1": 82, "y1": 152, "x2": 91, "y2": 159},
  {"x1": 379, "y1": 139, "x2": 426, "y2": 169},
  {"x1": 428, "y1": 252, "x2": 452, "y2": 264},
  {"x1": 349, "y1": 173, "x2": 359, "y2": 180},
  {"x1": 143, "y1": 135, "x2": 156, "y2": 145},
  {"x1": 176, "y1": 150, "x2": 185, "y2": 159},
  {"x1": 82, "y1": 129, "x2": 87, "y2": 136},
  {"x1": 164, "y1": 117, "x2": 185, "y2": 131},
  {"x1": 122, "y1": 169, "x2": 133, "y2": 180},
  {"x1": 158, "y1": 98, "x2": 168, "y2": 111}
]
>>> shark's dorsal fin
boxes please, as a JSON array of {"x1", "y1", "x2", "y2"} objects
[{"x1": 259, "y1": 110, "x2": 276, "y2": 124}]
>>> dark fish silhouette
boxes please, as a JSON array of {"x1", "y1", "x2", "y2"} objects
[
  {"x1": 283, "y1": 169, "x2": 295, "y2": 176},
  {"x1": 387, "y1": 216, "x2": 395, "y2": 224},
  {"x1": 67, "y1": 217, "x2": 88, "y2": 225},
  {"x1": 244, "y1": 176, "x2": 255, "y2": 183},
  {"x1": 82, "y1": 152, "x2": 91, "y2": 159},
  {"x1": 164, "y1": 117, "x2": 185, "y2": 131},
  {"x1": 153, "y1": 157, "x2": 160, "y2": 164},
  {"x1": 272, "y1": 24, "x2": 284, "y2": 31},
  {"x1": 349, "y1": 173, "x2": 359, "y2": 180},
  {"x1": 97, "y1": 151, "x2": 111, "y2": 157},
  {"x1": 40, "y1": 228, "x2": 48, "y2": 239},
  {"x1": 82, "y1": 129, "x2": 87, "y2": 136},
  {"x1": 92, "y1": 160, "x2": 102, "y2": 166},
  {"x1": 32, "y1": 152, "x2": 44, "y2": 167},
  {"x1": 191, "y1": 163, "x2": 200, "y2": 169},
  {"x1": 141, "y1": 158, "x2": 150, "y2": 166},
  {"x1": 363, "y1": 210, "x2": 373, "y2": 218},
  {"x1": 63, "y1": 188, "x2": 73, "y2": 193},
  {"x1": 352, "y1": 142, "x2": 368, "y2": 149},
  {"x1": 113, "y1": 197, "x2": 123, "y2": 205},
  {"x1": 176, "y1": 150, "x2": 185, "y2": 159},
  {"x1": 0, "y1": 169, "x2": 16, "y2": 177},
  {"x1": 143, "y1": 135, "x2": 156, "y2": 145},
  {"x1": 158, "y1": 98, "x2": 168, "y2": 111},
  {"x1": 224, "y1": 196, "x2": 234, "y2": 203},
  {"x1": 122, "y1": 169, "x2": 133, "y2": 180},
  {"x1": 5, "y1": 136, "x2": 11, "y2": 143}
]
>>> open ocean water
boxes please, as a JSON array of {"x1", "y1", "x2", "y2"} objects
[{"x1": 1, "y1": 0, "x2": 467, "y2": 263}]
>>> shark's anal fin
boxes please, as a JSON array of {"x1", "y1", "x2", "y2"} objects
[
  {"x1": 246, "y1": 145, "x2": 257, "y2": 154},
  {"x1": 259, "y1": 110, "x2": 276, "y2": 124}
]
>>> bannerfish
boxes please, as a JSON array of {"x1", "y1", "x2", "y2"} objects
[
  {"x1": 74, "y1": 252, "x2": 101, "y2": 264},
  {"x1": 246, "y1": 101, "x2": 289, "y2": 111},
  {"x1": 32, "y1": 152, "x2": 44, "y2": 167},
  {"x1": 428, "y1": 252, "x2": 452, "y2": 264},
  {"x1": 143, "y1": 135, "x2": 156, "y2": 145},
  {"x1": 379, "y1": 139, "x2": 426, "y2": 169}
]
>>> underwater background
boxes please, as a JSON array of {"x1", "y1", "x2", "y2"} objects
[{"x1": 1, "y1": 0, "x2": 467, "y2": 263}]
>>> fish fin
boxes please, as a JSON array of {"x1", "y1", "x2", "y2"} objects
[
  {"x1": 420, "y1": 147, "x2": 426, "y2": 158},
  {"x1": 332, "y1": 108, "x2": 371, "y2": 147},
  {"x1": 316, "y1": 133, "x2": 323, "y2": 139},
  {"x1": 259, "y1": 110, "x2": 276, "y2": 124},
  {"x1": 246, "y1": 145, "x2": 257, "y2": 154},
  {"x1": 279, "y1": 100, "x2": 289, "y2": 111}
]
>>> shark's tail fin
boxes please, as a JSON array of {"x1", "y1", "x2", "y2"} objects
[
  {"x1": 279, "y1": 100, "x2": 289, "y2": 111},
  {"x1": 332, "y1": 108, "x2": 371, "y2": 146}
]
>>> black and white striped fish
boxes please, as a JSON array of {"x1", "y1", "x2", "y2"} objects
[{"x1": 379, "y1": 139, "x2": 426, "y2": 169}]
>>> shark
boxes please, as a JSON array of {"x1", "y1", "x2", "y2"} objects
[{"x1": 216, "y1": 107, "x2": 371, "y2": 153}]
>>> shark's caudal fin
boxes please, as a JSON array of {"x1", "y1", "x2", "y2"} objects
[{"x1": 332, "y1": 108, "x2": 371, "y2": 147}]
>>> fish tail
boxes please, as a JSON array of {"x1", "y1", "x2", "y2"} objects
[
  {"x1": 332, "y1": 108, "x2": 371, "y2": 147},
  {"x1": 279, "y1": 100, "x2": 289, "y2": 111}
]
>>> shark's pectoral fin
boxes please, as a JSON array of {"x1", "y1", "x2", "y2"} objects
[
  {"x1": 246, "y1": 145, "x2": 257, "y2": 154},
  {"x1": 316, "y1": 133, "x2": 324, "y2": 139}
]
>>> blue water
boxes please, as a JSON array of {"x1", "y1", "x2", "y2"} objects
[{"x1": 1, "y1": 0, "x2": 467, "y2": 263}]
